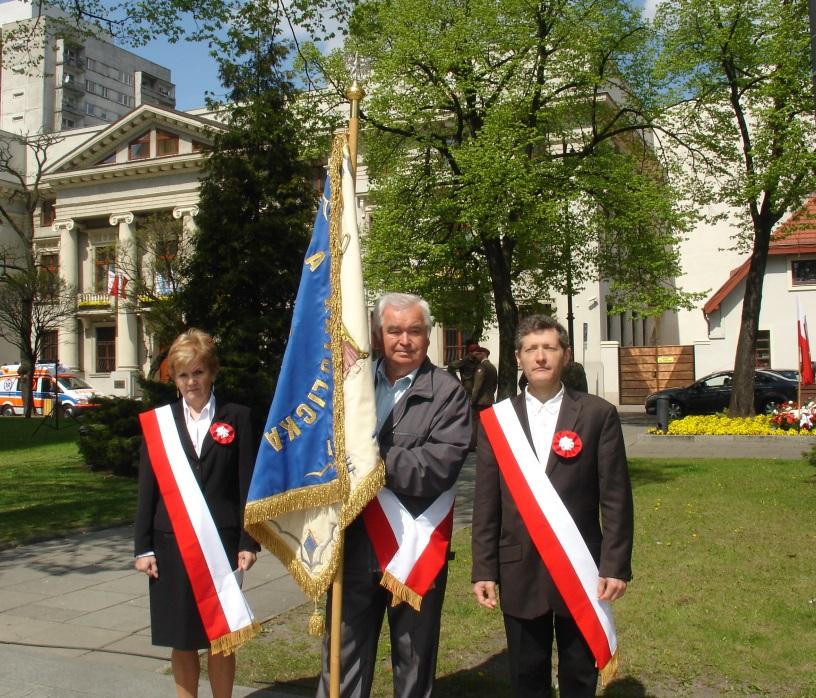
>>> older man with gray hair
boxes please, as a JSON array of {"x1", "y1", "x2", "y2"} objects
[{"x1": 317, "y1": 292, "x2": 471, "y2": 698}]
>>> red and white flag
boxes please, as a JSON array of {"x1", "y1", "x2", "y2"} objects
[
  {"x1": 797, "y1": 297, "x2": 813, "y2": 385},
  {"x1": 107, "y1": 271, "x2": 129, "y2": 299}
]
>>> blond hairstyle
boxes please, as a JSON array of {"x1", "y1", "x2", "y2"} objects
[{"x1": 166, "y1": 328, "x2": 219, "y2": 379}]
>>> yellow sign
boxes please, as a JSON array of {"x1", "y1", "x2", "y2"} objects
[{"x1": 657, "y1": 356, "x2": 676, "y2": 364}]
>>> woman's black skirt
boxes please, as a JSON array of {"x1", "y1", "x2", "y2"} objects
[{"x1": 148, "y1": 527, "x2": 240, "y2": 650}]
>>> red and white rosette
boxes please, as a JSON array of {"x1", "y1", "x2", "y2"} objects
[
  {"x1": 552, "y1": 430, "x2": 582, "y2": 458},
  {"x1": 209, "y1": 421, "x2": 235, "y2": 445}
]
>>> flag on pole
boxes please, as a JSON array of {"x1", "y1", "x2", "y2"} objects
[
  {"x1": 797, "y1": 297, "x2": 814, "y2": 385},
  {"x1": 244, "y1": 134, "x2": 384, "y2": 602}
]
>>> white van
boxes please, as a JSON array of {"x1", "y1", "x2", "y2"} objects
[{"x1": 0, "y1": 364, "x2": 104, "y2": 416}]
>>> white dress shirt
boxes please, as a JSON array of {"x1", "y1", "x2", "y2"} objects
[
  {"x1": 182, "y1": 393, "x2": 216, "y2": 457},
  {"x1": 524, "y1": 384, "x2": 565, "y2": 464}
]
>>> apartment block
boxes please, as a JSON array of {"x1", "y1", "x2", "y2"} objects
[{"x1": 0, "y1": 0, "x2": 175, "y2": 134}]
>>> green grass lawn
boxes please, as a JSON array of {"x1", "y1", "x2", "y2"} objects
[
  {"x1": 229, "y1": 457, "x2": 816, "y2": 697},
  {"x1": 0, "y1": 417, "x2": 138, "y2": 548}
]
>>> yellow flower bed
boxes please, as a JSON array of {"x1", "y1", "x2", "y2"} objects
[{"x1": 649, "y1": 414, "x2": 816, "y2": 436}]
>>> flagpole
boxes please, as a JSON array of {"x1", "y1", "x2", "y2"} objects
[{"x1": 328, "y1": 67, "x2": 366, "y2": 698}]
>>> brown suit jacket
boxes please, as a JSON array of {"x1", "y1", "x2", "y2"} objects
[{"x1": 471, "y1": 388, "x2": 633, "y2": 619}]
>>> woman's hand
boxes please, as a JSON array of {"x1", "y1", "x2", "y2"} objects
[
  {"x1": 237, "y1": 550, "x2": 257, "y2": 571},
  {"x1": 135, "y1": 555, "x2": 158, "y2": 579}
]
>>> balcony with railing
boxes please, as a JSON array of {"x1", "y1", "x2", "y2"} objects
[{"x1": 77, "y1": 292, "x2": 113, "y2": 314}]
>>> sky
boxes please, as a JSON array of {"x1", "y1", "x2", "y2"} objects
[
  {"x1": 136, "y1": 0, "x2": 660, "y2": 112},
  {"x1": 138, "y1": 38, "x2": 224, "y2": 111}
]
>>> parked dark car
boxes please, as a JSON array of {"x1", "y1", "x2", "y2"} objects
[{"x1": 644, "y1": 370, "x2": 797, "y2": 420}]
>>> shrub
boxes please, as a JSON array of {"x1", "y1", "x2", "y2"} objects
[{"x1": 77, "y1": 396, "x2": 144, "y2": 477}]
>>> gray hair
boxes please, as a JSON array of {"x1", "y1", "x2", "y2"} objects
[
  {"x1": 373, "y1": 293, "x2": 434, "y2": 336},
  {"x1": 515, "y1": 315, "x2": 570, "y2": 351}
]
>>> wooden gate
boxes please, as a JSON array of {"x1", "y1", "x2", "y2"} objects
[{"x1": 619, "y1": 345, "x2": 695, "y2": 405}]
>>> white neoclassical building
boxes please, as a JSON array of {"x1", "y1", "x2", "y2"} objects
[{"x1": 26, "y1": 103, "x2": 225, "y2": 395}]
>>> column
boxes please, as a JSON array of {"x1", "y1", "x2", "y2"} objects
[
  {"x1": 109, "y1": 212, "x2": 139, "y2": 372},
  {"x1": 52, "y1": 219, "x2": 79, "y2": 371},
  {"x1": 608, "y1": 311, "x2": 623, "y2": 344},
  {"x1": 173, "y1": 204, "x2": 198, "y2": 242},
  {"x1": 622, "y1": 310, "x2": 634, "y2": 347},
  {"x1": 633, "y1": 313, "x2": 644, "y2": 346}
]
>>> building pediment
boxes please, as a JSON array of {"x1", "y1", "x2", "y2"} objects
[{"x1": 43, "y1": 103, "x2": 226, "y2": 179}]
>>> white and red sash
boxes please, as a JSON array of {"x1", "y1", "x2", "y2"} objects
[
  {"x1": 362, "y1": 487, "x2": 455, "y2": 611},
  {"x1": 481, "y1": 399, "x2": 618, "y2": 677},
  {"x1": 139, "y1": 405, "x2": 260, "y2": 655}
]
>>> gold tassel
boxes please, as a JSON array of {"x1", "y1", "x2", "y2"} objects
[
  {"x1": 308, "y1": 604, "x2": 325, "y2": 636},
  {"x1": 209, "y1": 620, "x2": 262, "y2": 656},
  {"x1": 599, "y1": 649, "x2": 619, "y2": 688}
]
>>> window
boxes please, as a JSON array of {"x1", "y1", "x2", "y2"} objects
[
  {"x1": 86, "y1": 57, "x2": 96, "y2": 71},
  {"x1": 755, "y1": 330, "x2": 771, "y2": 369},
  {"x1": 154, "y1": 234, "x2": 179, "y2": 295},
  {"x1": 94, "y1": 245, "x2": 116, "y2": 292},
  {"x1": 65, "y1": 47, "x2": 81, "y2": 66},
  {"x1": 443, "y1": 328, "x2": 468, "y2": 366},
  {"x1": 40, "y1": 200, "x2": 56, "y2": 227},
  {"x1": 156, "y1": 130, "x2": 179, "y2": 156},
  {"x1": 96, "y1": 326, "x2": 115, "y2": 372},
  {"x1": 62, "y1": 118, "x2": 76, "y2": 129},
  {"x1": 39, "y1": 253, "x2": 59, "y2": 276},
  {"x1": 97, "y1": 152, "x2": 116, "y2": 166},
  {"x1": 700, "y1": 373, "x2": 731, "y2": 389},
  {"x1": 128, "y1": 131, "x2": 151, "y2": 160},
  {"x1": 41, "y1": 330, "x2": 58, "y2": 364},
  {"x1": 792, "y1": 259, "x2": 816, "y2": 286}
]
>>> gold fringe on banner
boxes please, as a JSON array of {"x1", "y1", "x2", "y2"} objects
[
  {"x1": 209, "y1": 620, "x2": 262, "y2": 656},
  {"x1": 599, "y1": 649, "x2": 619, "y2": 687},
  {"x1": 328, "y1": 134, "x2": 347, "y2": 495},
  {"x1": 339, "y1": 465, "x2": 385, "y2": 529},
  {"x1": 380, "y1": 571, "x2": 423, "y2": 612},
  {"x1": 244, "y1": 479, "x2": 344, "y2": 528}
]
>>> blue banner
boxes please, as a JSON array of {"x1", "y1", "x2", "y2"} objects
[{"x1": 247, "y1": 177, "x2": 339, "y2": 505}]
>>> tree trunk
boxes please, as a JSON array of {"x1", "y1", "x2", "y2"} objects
[
  {"x1": 728, "y1": 221, "x2": 772, "y2": 417},
  {"x1": 483, "y1": 236, "x2": 518, "y2": 399},
  {"x1": 20, "y1": 296, "x2": 34, "y2": 418}
]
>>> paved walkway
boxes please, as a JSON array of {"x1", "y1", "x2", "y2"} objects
[{"x1": 0, "y1": 409, "x2": 809, "y2": 696}]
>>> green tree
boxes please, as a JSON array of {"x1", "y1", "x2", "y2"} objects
[
  {"x1": 306, "y1": 0, "x2": 697, "y2": 396},
  {"x1": 653, "y1": 0, "x2": 816, "y2": 416},
  {"x1": 178, "y1": 21, "x2": 313, "y2": 427}
]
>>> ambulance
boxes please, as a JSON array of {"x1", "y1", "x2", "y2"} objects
[{"x1": 0, "y1": 364, "x2": 103, "y2": 416}]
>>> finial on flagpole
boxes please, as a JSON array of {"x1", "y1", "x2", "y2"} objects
[{"x1": 344, "y1": 53, "x2": 368, "y2": 174}]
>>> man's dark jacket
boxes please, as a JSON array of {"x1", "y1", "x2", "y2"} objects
[{"x1": 471, "y1": 388, "x2": 633, "y2": 619}]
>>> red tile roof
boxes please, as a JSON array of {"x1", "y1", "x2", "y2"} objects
[{"x1": 703, "y1": 195, "x2": 816, "y2": 315}]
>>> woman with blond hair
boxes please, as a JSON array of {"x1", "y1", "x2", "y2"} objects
[{"x1": 134, "y1": 328, "x2": 259, "y2": 697}]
